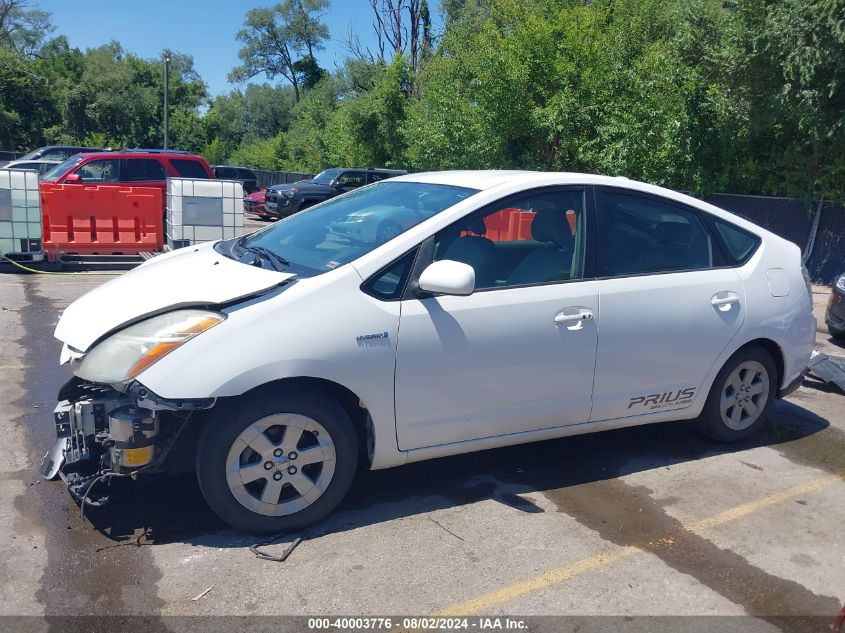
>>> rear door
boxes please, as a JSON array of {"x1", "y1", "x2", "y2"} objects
[
  {"x1": 590, "y1": 187, "x2": 745, "y2": 422},
  {"x1": 335, "y1": 171, "x2": 367, "y2": 193},
  {"x1": 124, "y1": 158, "x2": 168, "y2": 190}
]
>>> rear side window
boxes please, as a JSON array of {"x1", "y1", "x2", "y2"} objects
[
  {"x1": 336, "y1": 171, "x2": 366, "y2": 187},
  {"x1": 597, "y1": 190, "x2": 713, "y2": 276},
  {"x1": 125, "y1": 159, "x2": 166, "y2": 181},
  {"x1": 712, "y1": 219, "x2": 760, "y2": 265},
  {"x1": 171, "y1": 159, "x2": 209, "y2": 179},
  {"x1": 239, "y1": 168, "x2": 257, "y2": 180}
]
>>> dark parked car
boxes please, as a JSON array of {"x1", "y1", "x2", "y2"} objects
[
  {"x1": 826, "y1": 273, "x2": 845, "y2": 340},
  {"x1": 18, "y1": 145, "x2": 103, "y2": 162},
  {"x1": 264, "y1": 167, "x2": 407, "y2": 218},
  {"x1": 212, "y1": 165, "x2": 259, "y2": 194}
]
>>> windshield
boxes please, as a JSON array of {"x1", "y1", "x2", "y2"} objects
[
  {"x1": 19, "y1": 148, "x2": 44, "y2": 160},
  {"x1": 41, "y1": 155, "x2": 84, "y2": 181},
  {"x1": 231, "y1": 181, "x2": 478, "y2": 276},
  {"x1": 311, "y1": 169, "x2": 342, "y2": 185}
]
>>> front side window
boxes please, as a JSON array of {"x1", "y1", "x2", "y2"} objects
[
  {"x1": 75, "y1": 159, "x2": 121, "y2": 183},
  {"x1": 230, "y1": 181, "x2": 477, "y2": 276},
  {"x1": 125, "y1": 159, "x2": 166, "y2": 181},
  {"x1": 171, "y1": 159, "x2": 209, "y2": 179},
  {"x1": 598, "y1": 190, "x2": 713, "y2": 276},
  {"x1": 432, "y1": 189, "x2": 586, "y2": 290},
  {"x1": 311, "y1": 169, "x2": 341, "y2": 185},
  {"x1": 42, "y1": 149, "x2": 72, "y2": 161}
]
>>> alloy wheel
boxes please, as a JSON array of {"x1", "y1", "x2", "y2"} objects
[
  {"x1": 719, "y1": 360, "x2": 770, "y2": 431},
  {"x1": 225, "y1": 414, "x2": 336, "y2": 517}
]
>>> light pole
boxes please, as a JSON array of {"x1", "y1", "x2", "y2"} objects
[{"x1": 163, "y1": 50, "x2": 171, "y2": 149}]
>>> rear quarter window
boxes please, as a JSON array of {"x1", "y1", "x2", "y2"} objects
[
  {"x1": 171, "y1": 159, "x2": 210, "y2": 179},
  {"x1": 712, "y1": 219, "x2": 760, "y2": 265}
]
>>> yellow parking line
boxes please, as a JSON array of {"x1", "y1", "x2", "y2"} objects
[
  {"x1": 436, "y1": 471, "x2": 845, "y2": 616},
  {"x1": 0, "y1": 364, "x2": 26, "y2": 371}
]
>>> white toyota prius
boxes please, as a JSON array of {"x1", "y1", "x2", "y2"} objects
[{"x1": 45, "y1": 171, "x2": 816, "y2": 532}]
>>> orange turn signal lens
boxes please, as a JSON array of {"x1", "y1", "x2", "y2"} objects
[{"x1": 127, "y1": 342, "x2": 181, "y2": 378}]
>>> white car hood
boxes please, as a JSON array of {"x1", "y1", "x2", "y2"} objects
[{"x1": 55, "y1": 242, "x2": 294, "y2": 352}]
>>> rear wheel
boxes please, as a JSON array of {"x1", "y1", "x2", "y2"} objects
[
  {"x1": 196, "y1": 387, "x2": 358, "y2": 533},
  {"x1": 829, "y1": 324, "x2": 845, "y2": 340},
  {"x1": 698, "y1": 346, "x2": 777, "y2": 443}
]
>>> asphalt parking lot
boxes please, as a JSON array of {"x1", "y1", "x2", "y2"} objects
[{"x1": 0, "y1": 250, "x2": 843, "y2": 628}]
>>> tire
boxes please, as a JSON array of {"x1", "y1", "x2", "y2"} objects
[
  {"x1": 829, "y1": 325, "x2": 845, "y2": 341},
  {"x1": 698, "y1": 345, "x2": 777, "y2": 443},
  {"x1": 376, "y1": 220, "x2": 402, "y2": 243},
  {"x1": 196, "y1": 387, "x2": 358, "y2": 533}
]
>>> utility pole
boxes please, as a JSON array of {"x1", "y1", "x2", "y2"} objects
[{"x1": 163, "y1": 50, "x2": 171, "y2": 149}]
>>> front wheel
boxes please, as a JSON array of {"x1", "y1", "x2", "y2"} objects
[
  {"x1": 698, "y1": 345, "x2": 777, "y2": 443},
  {"x1": 196, "y1": 387, "x2": 358, "y2": 533}
]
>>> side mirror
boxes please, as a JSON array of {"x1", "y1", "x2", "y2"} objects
[
  {"x1": 64, "y1": 173, "x2": 82, "y2": 183},
  {"x1": 418, "y1": 260, "x2": 476, "y2": 296}
]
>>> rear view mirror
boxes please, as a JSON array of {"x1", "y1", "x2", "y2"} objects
[
  {"x1": 418, "y1": 260, "x2": 475, "y2": 296},
  {"x1": 64, "y1": 173, "x2": 82, "y2": 183}
]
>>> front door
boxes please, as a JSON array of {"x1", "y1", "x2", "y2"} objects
[{"x1": 394, "y1": 187, "x2": 599, "y2": 450}]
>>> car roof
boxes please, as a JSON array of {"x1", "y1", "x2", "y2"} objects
[
  {"x1": 75, "y1": 151, "x2": 205, "y2": 160},
  {"x1": 6, "y1": 159, "x2": 60, "y2": 165},
  {"x1": 390, "y1": 170, "x2": 535, "y2": 189},
  {"x1": 392, "y1": 170, "x2": 782, "y2": 238}
]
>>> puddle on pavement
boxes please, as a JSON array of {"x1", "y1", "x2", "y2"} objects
[{"x1": 13, "y1": 276, "x2": 167, "y2": 621}]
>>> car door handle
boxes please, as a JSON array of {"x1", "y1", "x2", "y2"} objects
[
  {"x1": 554, "y1": 308, "x2": 594, "y2": 326},
  {"x1": 711, "y1": 292, "x2": 740, "y2": 310}
]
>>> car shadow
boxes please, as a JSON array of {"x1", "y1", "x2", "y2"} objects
[{"x1": 81, "y1": 398, "x2": 832, "y2": 547}]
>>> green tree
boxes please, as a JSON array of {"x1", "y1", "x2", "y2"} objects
[{"x1": 230, "y1": 0, "x2": 329, "y2": 101}]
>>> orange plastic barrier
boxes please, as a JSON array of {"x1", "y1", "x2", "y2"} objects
[
  {"x1": 482, "y1": 207, "x2": 536, "y2": 241},
  {"x1": 40, "y1": 183, "x2": 164, "y2": 254}
]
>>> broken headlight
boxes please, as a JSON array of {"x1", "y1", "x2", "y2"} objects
[{"x1": 76, "y1": 309, "x2": 225, "y2": 386}]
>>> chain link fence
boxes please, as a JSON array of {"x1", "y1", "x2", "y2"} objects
[
  {"x1": 697, "y1": 193, "x2": 844, "y2": 284},
  {"x1": 252, "y1": 170, "x2": 313, "y2": 190}
]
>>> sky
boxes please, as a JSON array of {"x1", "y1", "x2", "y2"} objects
[{"x1": 38, "y1": 0, "x2": 442, "y2": 97}]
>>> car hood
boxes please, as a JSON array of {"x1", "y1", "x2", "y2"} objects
[
  {"x1": 245, "y1": 191, "x2": 265, "y2": 202},
  {"x1": 54, "y1": 242, "x2": 294, "y2": 352}
]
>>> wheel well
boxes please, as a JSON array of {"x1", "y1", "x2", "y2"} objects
[
  {"x1": 736, "y1": 338, "x2": 784, "y2": 388},
  {"x1": 246, "y1": 377, "x2": 372, "y2": 469}
]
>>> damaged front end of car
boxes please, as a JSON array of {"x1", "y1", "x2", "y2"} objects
[
  {"x1": 41, "y1": 376, "x2": 215, "y2": 507},
  {"x1": 41, "y1": 308, "x2": 228, "y2": 506}
]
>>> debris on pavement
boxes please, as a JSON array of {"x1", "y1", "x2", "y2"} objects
[
  {"x1": 192, "y1": 586, "x2": 213, "y2": 602},
  {"x1": 807, "y1": 350, "x2": 845, "y2": 393},
  {"x1": 249, "y1": 534, "x2": 303, "y2": 562}
]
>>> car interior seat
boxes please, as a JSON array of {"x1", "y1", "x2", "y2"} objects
[
  {"x1": 507, "y1": 209, "x2": 576, "y2": 285},
  {"x1": 440, "y1": 218, "x2": 497, "y2": 288}
]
